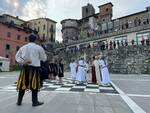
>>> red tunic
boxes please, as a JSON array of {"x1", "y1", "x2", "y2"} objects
[{"x1": 92, "y1": 65, "x2": 97, "y2": 83}]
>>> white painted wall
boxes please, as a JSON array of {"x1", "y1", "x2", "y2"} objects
[{"x1": 0, "y1": 57, "x2": 10, "y2": 72}]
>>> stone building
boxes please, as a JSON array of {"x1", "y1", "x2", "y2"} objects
[
  {"x1": 0, "y1": 21, "x2": 36, "y2": 65},
  {"x1": 0, "y1": 14, "x2": 57, "y2": 65},
  {"x1": 82, "y1": 3, "x2": 95, "y2": 18},
  {"x1": 61, "y1": 19, "x2": 79, "y2": 43},
  {"x1": 58, "y1": 2, "x2": 150, "y2": 74},
  {"x1": 98, "y1": 2, "x2": 113, "y2": 24},
  {"x1": 0, "y1": 14, "x2": 57, "y2": 43},
  {"x1": 60, "y1": 2, "x2": 150, "y2": 47},
  {"x1": 0, "y1": 14, "x2": 25, "y2": 26},
  {"x1": 26, "y1": 18, "x2": 57, "y2": 42}
]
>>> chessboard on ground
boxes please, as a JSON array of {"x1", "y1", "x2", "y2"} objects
[
  {"x1": 42, "y1": 79, "x2": 118, "y2": 94},
  {"x1": 1, "y1": 78, "x2": 118, "y2": 94}
]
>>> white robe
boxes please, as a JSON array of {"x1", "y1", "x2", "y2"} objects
[
  {"x1": 69, "y1": 62, "x2": 77, "y2": 80},
  {"x1": 76, "y1": 60, "x2": 86, "y2": 82},
  {"x1": 99, "y1": 59, "x2": 111, "y2": 84},
  {"x1": 85, "y1": 62, "x2": 90, "y2": 81},
  {"x1": 93, "y1": 60, "x2": 101, "y2": 83}
]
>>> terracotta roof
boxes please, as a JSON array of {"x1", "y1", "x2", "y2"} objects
[{"x1": 98, "y1": 2, "x2": 113, "y2": 8}]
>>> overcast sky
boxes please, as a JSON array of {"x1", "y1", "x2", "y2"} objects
[{"x1": 0, "y1": 0, "x2": 150, "y2": 42}]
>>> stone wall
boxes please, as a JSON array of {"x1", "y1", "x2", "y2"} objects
[
  {"x1": 57, "y1": 45, "x2": 150, "y2": 74},
  {"x1": 106, "y1": 45, "x2": 150, "y2": 74}
]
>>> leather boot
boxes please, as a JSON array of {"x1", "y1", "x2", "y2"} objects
[
  {"x1": 32, "y1": 101, "x2": 44, "y2": 107},
  {"x1": 17, "y1": 97, "x2": 22, "y2": 106},
  {"x1": 32, "y1": 90, "x2": 44, "y2": 107},
  {"x1": 16, "y1": 90, "x2": 25, "y2": 106}
]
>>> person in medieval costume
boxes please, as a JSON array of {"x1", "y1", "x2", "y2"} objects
[
  {"x1": 85, "y1": 60, "x2": 91, "y2": 82},
  {"x1": 53, "y1": 59, "x2": 58, "y2": 80},
  {"x1": 91, "y1": 56, "x2": 97, "y2": 83},
  {"x1": 48, "y1": 60, "x2": 54, "y2": 80},
  {"x1": 83, "y1": 60, "x2": 88, "y2": 81},
  {"x1": 69, "y1": 59, "x2": 77, "y2": 83},
  {"x1": 15, "y1": 34, "x2": 47, "y2": 107},
  {"x1": 99, "y1": 56, "x2": 111, "y2": 86},
  {"x1": 93, "y1": 55, "x2": 101, "y2": 84},
  {"x1": 58, "y1": 58, "x2": 64, "y2": 83},
  {"x1": 76, "y1": 57, "x2": 86, "y2": 83},
  {"x1": 40, "y1": 60, "x2": 49, "y2": 85}
]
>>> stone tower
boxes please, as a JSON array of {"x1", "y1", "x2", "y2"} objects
[
  {"x1": 82, "y1": 3, "x2": 95, "y2": 18},
  {"x1": 98, "y1": 2, "x2": 113, "y2": 24},
  {"x1": 61, "y1": 19, "x2": 79, "y2": 43}
]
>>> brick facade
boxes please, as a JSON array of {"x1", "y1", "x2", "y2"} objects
[{"x1": 0, "y1": 22, "x2": 32, "y2": 65}]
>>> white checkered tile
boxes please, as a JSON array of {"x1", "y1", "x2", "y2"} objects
[
  {"x1": 73, "y1": 86, "x2": 86, "y2": 89},
  {"x1": 55, "y1": 87, "x2": 71, "y2": 91},
  {"x1": 86, "y1": 84, "x2": 99, "y2": 87},
  {"x1": 4, "y1": 86, "x2": 16, "y2": 90},
  {"x1": 84, "y1": 88, "x2": 99, "y2": 93},
  {"x1": 47, "y1": 85, "x2": 61, "y2": 88},
  {"x1": 63, "y1": 83, "x2": 76, "y2": 87},
  {"x1": 99, "y1": 87, "x2": 114, "y2": 90}
]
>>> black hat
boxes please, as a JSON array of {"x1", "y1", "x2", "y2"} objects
[{"x1": 28, "y1": 34, "x2": 37, "y2": 42}]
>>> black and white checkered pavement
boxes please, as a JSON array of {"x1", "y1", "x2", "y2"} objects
[{"x1": 0, "y1": 78, "x2": 118, "y2": 94}]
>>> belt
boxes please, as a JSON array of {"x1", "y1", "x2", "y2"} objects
[
  {"x1": 102, "y1": 65, "x2": 107, "y2": 69},
  {"x1": 79, "y1": 65, "x2": 84, "y2": 67}
]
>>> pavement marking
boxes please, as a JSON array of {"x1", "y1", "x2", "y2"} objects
[
  {"x1": 127, "y1": 94, "x2": 150, "y2": 97},
  {"x1": 46, "y1": 90, "x2": 80, "y2": 94},
  {"x1": 111, "y1": 82, "x2": 146, "y2": 113},
  {"x1": 0, "y1": 89, "x2": 16, "y2": 92},
  {"x1": 0, "y1": 76, "x2": 16, "y2": 78},
  {"x1": 141, "y1": 75, "x2": 150, "y2": 77},
  {"x1": 112, "y1": 79, "x2": 150, "y2": 82}
]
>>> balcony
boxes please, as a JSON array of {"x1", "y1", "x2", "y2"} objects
[{"x1": 66, "y1": 23, "x2": 150, "y2": 46}]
